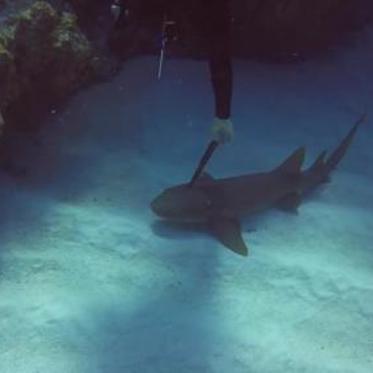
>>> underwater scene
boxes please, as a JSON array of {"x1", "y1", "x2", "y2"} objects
[{"x1": 0, "y1": 1, "x2": 373, "y2": 372}]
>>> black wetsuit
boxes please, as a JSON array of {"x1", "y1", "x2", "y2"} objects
[
  {"x1": 202, "y1": 0, "x2": 232, "y2": 120},
  {"x1": 174, "y1": 0, "x2": 232, "y2": 120},
  {"x1": 115, "y1": 0, "x2": 232, "y2": 120}
]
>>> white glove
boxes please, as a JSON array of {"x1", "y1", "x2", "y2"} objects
[
  {"x1": 211, "y1": 117, "x2": 234, "y2": 144},
  {"x1": 111, "y1": 3, "x2": 121, "y2": 21},
  {"x1": 0, "y1": 110, "x2": 4, "y2": 136}
]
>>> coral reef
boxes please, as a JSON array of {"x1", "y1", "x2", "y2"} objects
[{"x1": 0, "y1": 1, "x2": 97, "y2": 133}]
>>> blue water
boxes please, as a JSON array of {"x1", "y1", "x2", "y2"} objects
[{"x1": 0, "y1": 29, "x2": 372, "y2": 373}]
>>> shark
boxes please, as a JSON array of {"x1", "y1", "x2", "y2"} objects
[{"x1": 151, "y1": 116, "x2": 365, "y2": 256}]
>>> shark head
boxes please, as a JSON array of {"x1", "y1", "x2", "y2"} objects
[{"x1": 151, "y1": 185, "x2": 212, "y2": 221}]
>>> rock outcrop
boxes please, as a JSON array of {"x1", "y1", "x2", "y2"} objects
[{"x1": 0, "y1": 1, "x2": 98, "y2": 133}]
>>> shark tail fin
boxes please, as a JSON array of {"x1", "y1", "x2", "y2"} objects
[
  {"x1": 325, "y1": 113, "x2": 366, "y2": 173},
  {"x1": 275, "y1": 147, "x2": 305, "y2": 176}
]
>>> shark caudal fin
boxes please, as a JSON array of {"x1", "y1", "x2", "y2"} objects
[
  {"x1": 275, "y1": 147, "x2": 306, "y2": 175},
  {"x1": 303, "y1": 114, "x2": 365, "y2": 193},
  {"x1": 324, "y1": 114, "x2": 366, "y2": 173}
]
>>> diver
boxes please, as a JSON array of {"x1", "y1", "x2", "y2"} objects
[{"x1": 110, "y1": 0, "x2": 234, "y2": 144}]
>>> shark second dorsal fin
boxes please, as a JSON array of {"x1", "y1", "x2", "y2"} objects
[
  {"x1": 198, "y1": 172, "x2": 215, "y2": 182},
  {"x1": 309, "y1": 150, "x2": 327, "y2": 172},
  {"x1": 275, "y1": 147, "x2": 305, "y2": 175},
  {"x1": 209, "y1": 216, "x2": 248, "y2": 256}
]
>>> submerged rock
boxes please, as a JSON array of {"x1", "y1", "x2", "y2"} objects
[{"x1": 0, "y1": 1, "x2": 98, "y2": 133}]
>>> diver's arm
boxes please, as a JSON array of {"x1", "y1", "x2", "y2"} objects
[
  {"x1": 209, "y1": 48, "x2": 233, "y2": 143},
  {"x1": 208, "y1": 34, "x2": 232, "y2": 120},
  {"x1": 207, "y1": 0, "x2": 233, "y2": 142}
]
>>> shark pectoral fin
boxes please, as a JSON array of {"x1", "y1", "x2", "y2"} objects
[
  {"x1": 276, "y1": 192, "x2": 301, "y2": 213},
  {"x1": 209, "y1": 216, "x2": 248, "y2": 256}
]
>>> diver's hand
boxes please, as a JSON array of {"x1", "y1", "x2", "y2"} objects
[
  {"x1": 0, "y1": 110, "x2": 4, "y2": 136},
  {"x1": 211, "y1": 117, "x2": 234, "y2": 144},
  {"x1": 111, "y1": 1, "x2": 122, "y2": 21}
]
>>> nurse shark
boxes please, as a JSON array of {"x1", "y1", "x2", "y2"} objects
[{"x1": 151, "y1": 116, "x2": 365, "y2": 256}]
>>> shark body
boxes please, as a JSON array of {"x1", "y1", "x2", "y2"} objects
[{"x1": 151, "y1": 117, "x2": 364, "y2": 256}]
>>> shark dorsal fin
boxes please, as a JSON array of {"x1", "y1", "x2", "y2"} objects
[
  {"x1": 275, "y1": 147, "x2": 305, "y2": 175},
  {"x1": 198, "y1": 172, "x2": 215, "y2": 182}
]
